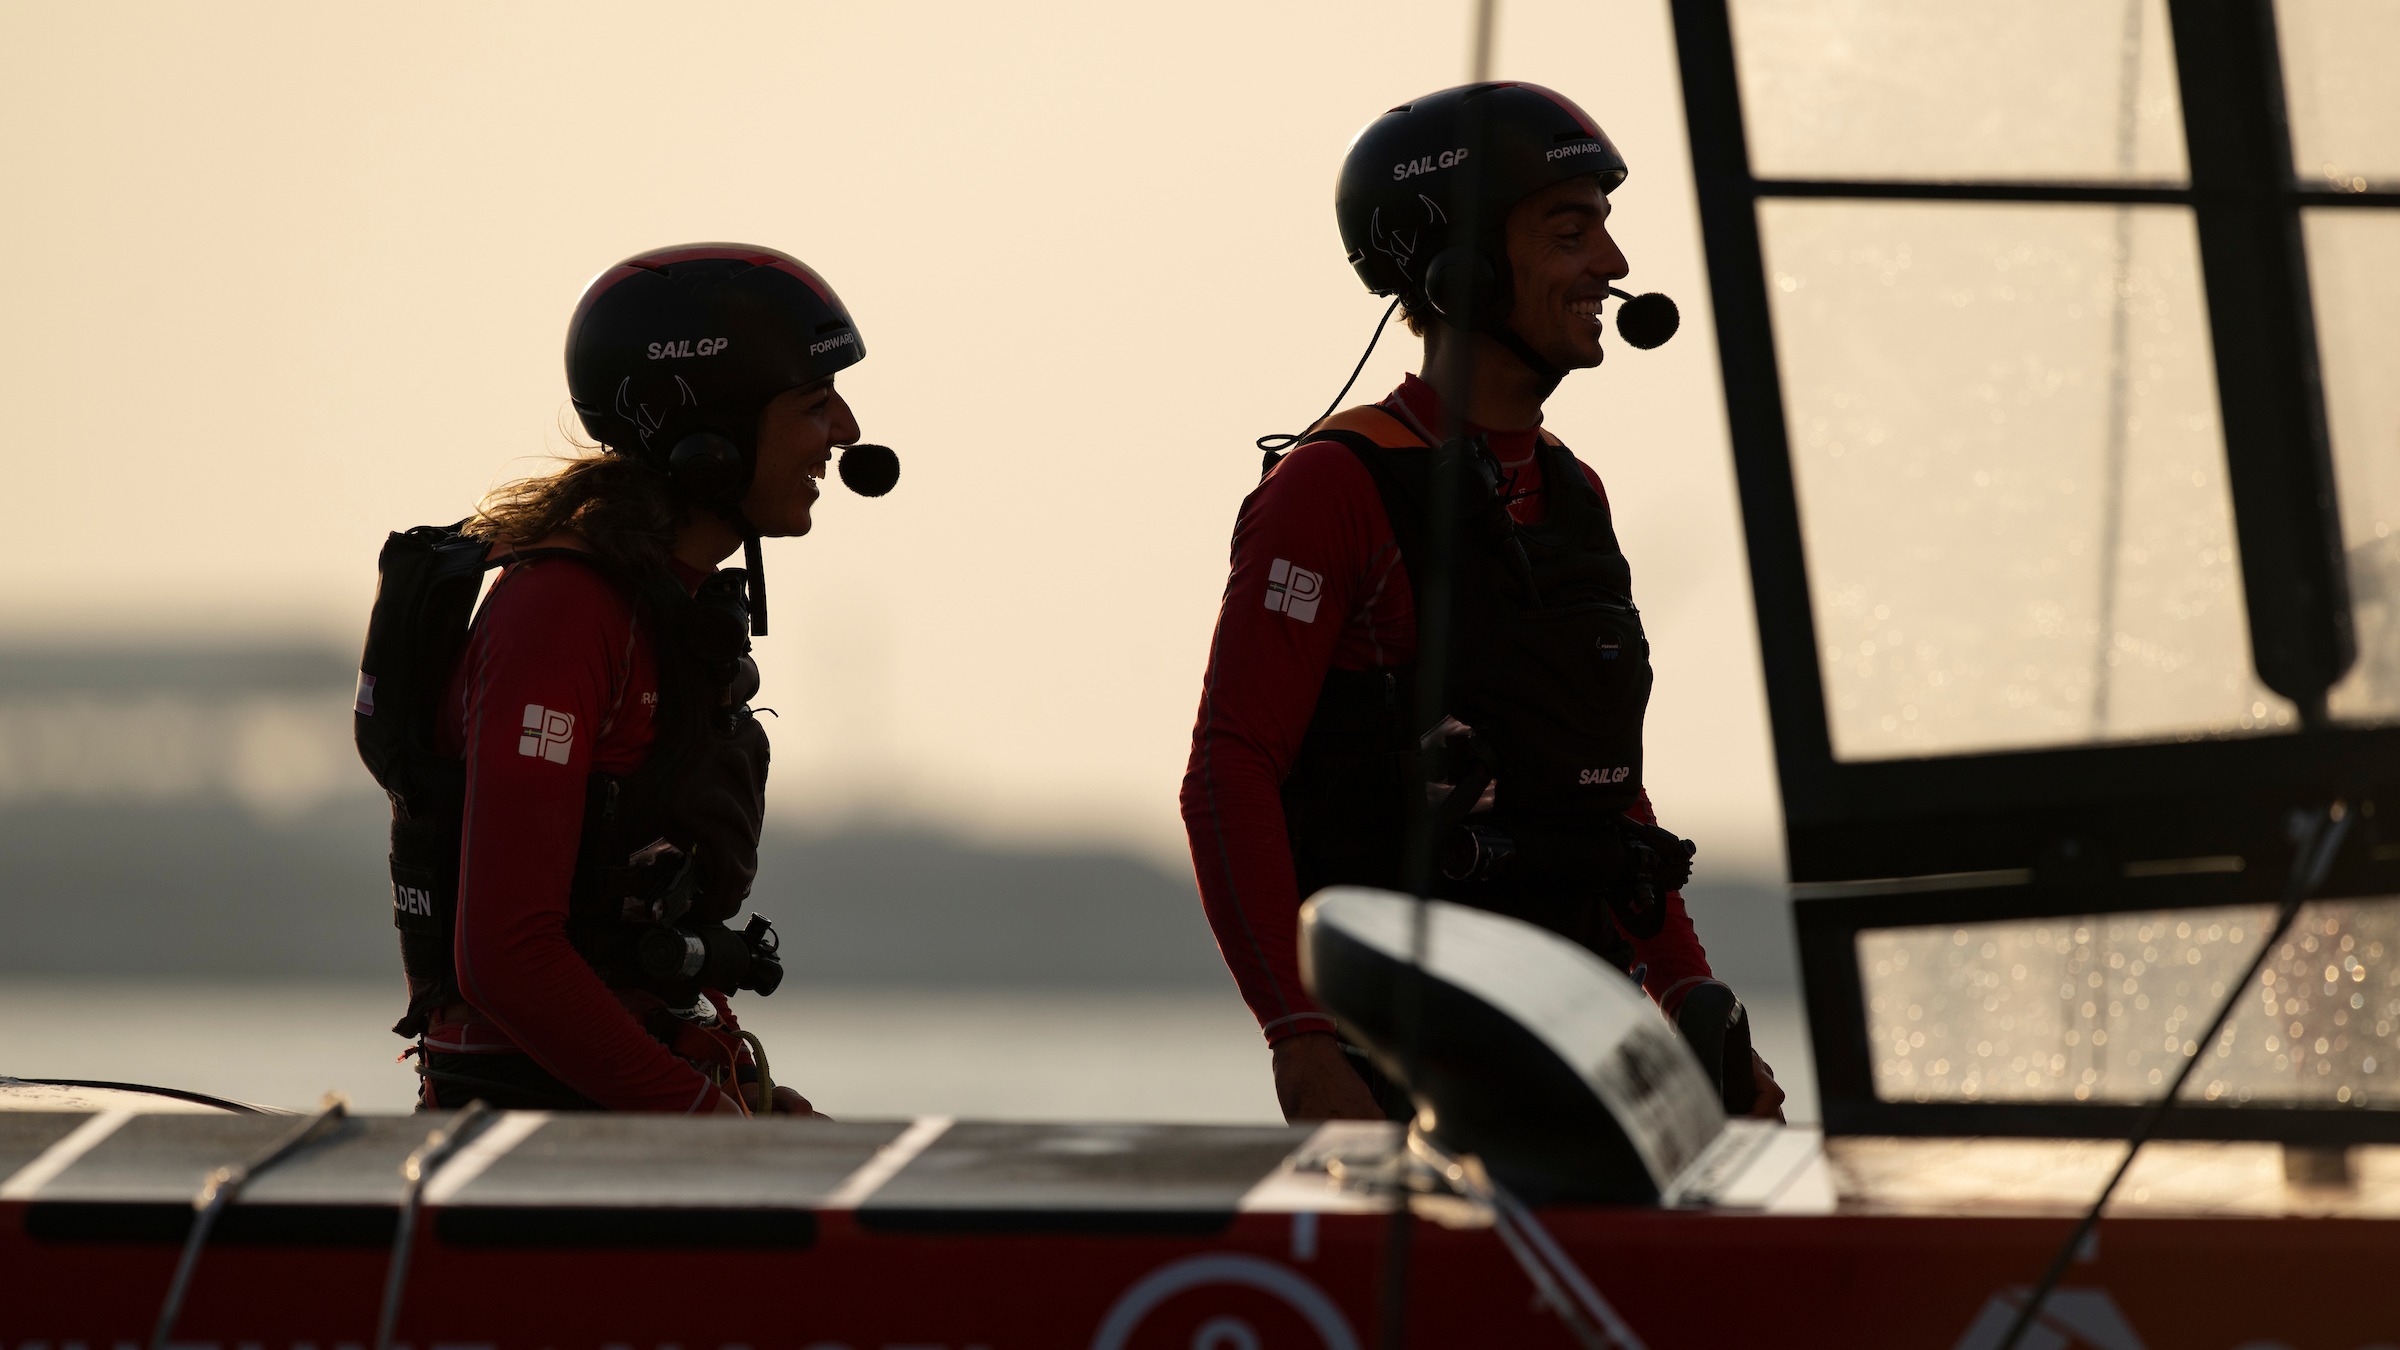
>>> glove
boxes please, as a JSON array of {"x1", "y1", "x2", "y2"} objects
[
  {"x1": 1598, "y1": 816, "x2": 1695, "y2": 938},
  {"x1": 1619, "y1": 817, "x2": 1696, "y2": 893}
]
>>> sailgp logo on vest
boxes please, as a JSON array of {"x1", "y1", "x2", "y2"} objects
[
  {"x1": 519, "y1": 704, "x2": 575, "y2": 764},
  {"x1": 1580, "y1": 767, "x2": 1632, "y2": 785},
  {"x1": 1265, "y1": 559, "x2": 1324, "y2": 623},
  {"x1": 392, "y1": 881, "x2": 436, "y2": 918}
]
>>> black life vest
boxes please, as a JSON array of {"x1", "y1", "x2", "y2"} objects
[
  {"x1": 1274, "y1": 405, "x2": 1654, "y2": 962},
  {"x1": 353, "y1": 523, "x2": 771, "y2": 1038}
]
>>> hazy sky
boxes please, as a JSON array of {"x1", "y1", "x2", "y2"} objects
[{"x1": 0, "y1": 1, "x2": 1783, "y2": 871}]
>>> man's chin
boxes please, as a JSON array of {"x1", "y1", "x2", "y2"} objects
[
  {"x1": 1552, "y1": 338, "x2": 1606, "y2": 372},
  {"x1": 1532, "y1": 325, "x2": 1606, "y2": 372},
  {"x1": 757, "y1": 512, "x2": 814, "y2": 541}
]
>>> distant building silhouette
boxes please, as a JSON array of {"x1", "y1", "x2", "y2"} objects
[{"x1": 0, "y1": 642, "x2": 1797, "y2": 997}]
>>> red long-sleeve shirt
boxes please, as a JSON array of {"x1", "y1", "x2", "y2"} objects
[
  {"x1": 1181, "y1": 374, "x2": 1712, "y2": 1046},
  {"x1": 426, "y1": 550, "x2": 739, "y2": 1114}
]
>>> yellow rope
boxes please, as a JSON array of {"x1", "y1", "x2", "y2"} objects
[{"x1": 737, "y1": 1029, "x2": 774, "y2": 1114}]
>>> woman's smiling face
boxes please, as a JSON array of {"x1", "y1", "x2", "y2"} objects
[{"x1": 743, "y1": 379, "x2": 860, "y2": 537}]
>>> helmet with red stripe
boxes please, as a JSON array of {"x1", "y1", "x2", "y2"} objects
[
  {"x1": 565, "y1": 244, "x2": 864, "y2": 506},
  {"x1": 1335, "y1": 83, "x2": 1626, "y2": 333}
]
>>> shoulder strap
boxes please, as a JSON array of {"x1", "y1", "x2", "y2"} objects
[
  {"x1": 1297, "y1": 413, "x2": 1442, "y2": 632},
  {"x1": 497, "y1": 544, "x2": 724, "y2": 765},
  {"x1": 1314, "y1": 404, "x2": 1548, "y2": 615},
  {"x1": 1311, "y1": 403, "x2": 1429, "y2": 450},
  {"x1": 496, "y1": 542, "x2": 627, "y2": 583},
  {"x1": 1261, "y1": 403, "x2": 1430, "y2": 479},
  {"x1": 1530, "y1": 434, "x2": 1608, "y2": 525}
]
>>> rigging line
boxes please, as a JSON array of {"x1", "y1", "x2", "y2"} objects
[
  {"x1": 1408, "y1": 1129, "x2": 1643, "y2": 1349},
  {"x1": 375, "y1": 1099, "x2": 498, "y2": 1350},
  {"x1": 152, "y1": 1093, "x2": 350, "y2": 1350},
  {"x1": 2089, "y1": 0, "x2": 2146, "y2": 734},
  {"x1": 1995, "y1": 802, "x2": 2354, "y2": 1350},
  {"x1": 1382, "y1": 7, "x2": 1499, "y2": 1345}
]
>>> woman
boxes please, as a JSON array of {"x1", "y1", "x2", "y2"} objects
[{"x1": 382, "y1": 244, "x2": 865, "y2": 1114}]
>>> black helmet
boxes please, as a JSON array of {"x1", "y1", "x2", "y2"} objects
[
  {"x1": 1335, "y1": 83, "x2": 1626, "y2": 332},
  {"x1": 565, "y1": 243, "x2": 865, "y2": 506}
]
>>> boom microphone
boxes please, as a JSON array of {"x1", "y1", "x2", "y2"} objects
[
  {"x1": 837, "y1": 443, "x2": 900, "y2": 497},
  {"x1": 1607, "y1": 286, "x2": 1680, "y2": 350}
]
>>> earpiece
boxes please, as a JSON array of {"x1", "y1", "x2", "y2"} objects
[
  {"x1": 1608, "y1": 286, "x2": 1680, "y2": 350},
  {"x1": 1422, "y1": 247, "x2": 1508, "y2": 328},
  {"x1": 667, "y1": 431, "x2": 747, "y2": 505}
]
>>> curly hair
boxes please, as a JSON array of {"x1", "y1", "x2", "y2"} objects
[{"x1": 466, "y1": 449, "x2": 685, "y2": 575}]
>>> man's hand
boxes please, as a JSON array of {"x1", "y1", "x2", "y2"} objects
[
  {"x1": 1748, "y1": 1050, "x2": 1788, "y2": 1123},
  {"x1": 769, "y1": 1085, "x2": 830, "y2": 1119},
  {"x1": 1618, "y1": 818, "x2": 1696, "y2": 894},
  {"x1": 1272, "y1": 1032, "x2": 1385, "y2": 1122}
]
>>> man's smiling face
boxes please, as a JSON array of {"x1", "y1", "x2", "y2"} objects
[{"x1": 1504, "y1": 176, "x2": 1630, "y2": 371}]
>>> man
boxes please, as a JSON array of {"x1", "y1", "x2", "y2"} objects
[{"x1": 1180, "y1": 83, "x2": 1784, "y2": 1122}]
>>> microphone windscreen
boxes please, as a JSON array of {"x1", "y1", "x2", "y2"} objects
[
  {"x1": 1616, "y1": 292, "x2": 1680, "y2": 350},
  {"x1": 838, "y1": 443, "x2": 901, "y2": 497}
]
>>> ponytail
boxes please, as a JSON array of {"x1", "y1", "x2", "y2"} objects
[{"x1": 467, "y1": 449, "x2": 685, "y2": 575}]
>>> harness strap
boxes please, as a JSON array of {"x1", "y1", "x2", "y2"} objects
[{"x1": 1309, "y1": 402, "x2": 1432, "y2": 450}]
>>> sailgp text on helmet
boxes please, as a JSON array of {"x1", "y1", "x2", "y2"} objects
[
  {"x1": 564, "y1": 243, "x2": 866, "y2": 510},
  {"x1": 1334, "y1": 82, "x2": 1627, "y2": 336}
]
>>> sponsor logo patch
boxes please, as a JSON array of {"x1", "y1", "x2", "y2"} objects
[
  {"x1": 393, "y1": 881, "x2": 436, "y2": 918},
  {"x1": 1265, "y1": 558, "x2": 1325, "y2": 623},
  {"x1": 519, "y1": 704, "x2": 575, "y2": 764},
  {"x1": 1580, "y1": 766, "x2": 1632, "y2": 785}
]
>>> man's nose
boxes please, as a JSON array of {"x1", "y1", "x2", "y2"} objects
[
  {"x1": 832, "y1": 392, "x2": 862, "y2": 445},
  {"x1": 1595, "y1": 230, "x2": 1631, "y2": 282}
]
